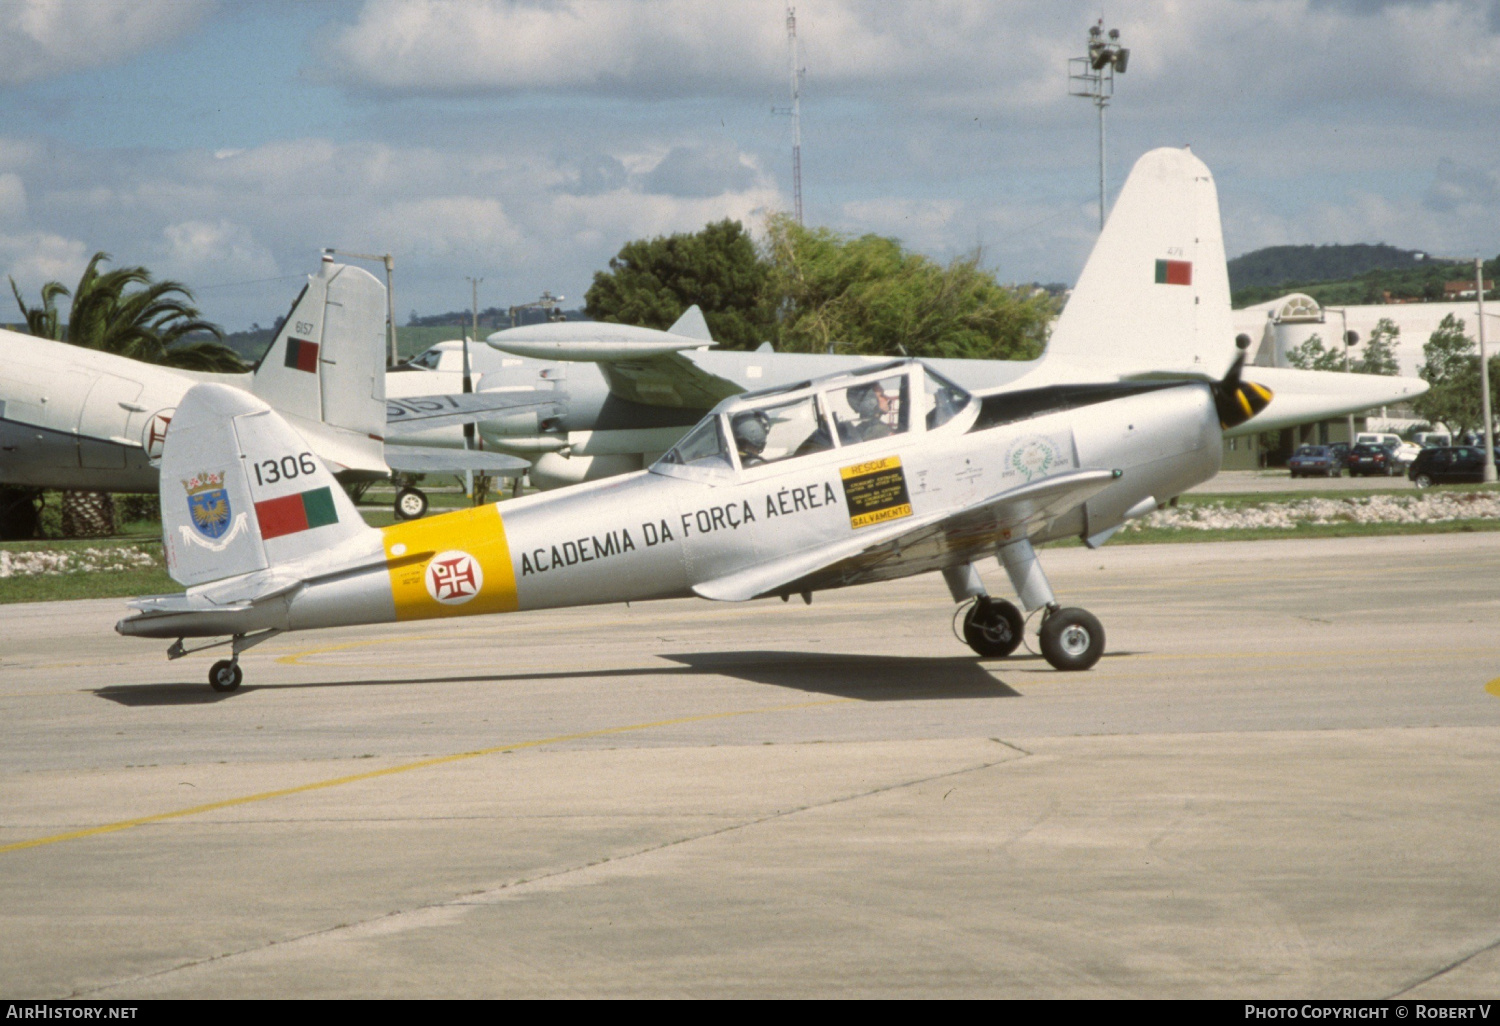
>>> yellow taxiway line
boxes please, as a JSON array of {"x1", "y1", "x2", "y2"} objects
[{"x1": 0, "y1": 697, "x2": 850, "y2": 857}]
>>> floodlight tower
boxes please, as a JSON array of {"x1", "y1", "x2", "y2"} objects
[
  {"x1": 1069, "y1": 20, "x2": 1130, "y2": 230},
  {"x1": 772, "y1": 5, "x2": 805, "y2": 223}
]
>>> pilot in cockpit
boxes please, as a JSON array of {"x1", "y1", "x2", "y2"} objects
[
  {"x1": 845, "y1": 382, "x2": 892, "y2": 442},
  {"x1": 732, "y1": 410, "x2": 771, "y2": 467}
]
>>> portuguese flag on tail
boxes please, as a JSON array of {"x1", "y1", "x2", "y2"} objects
[
  {"x1": 1154, "y1": 259, "x2": 1192, "y2": 285},
  {"x1": 284, "y1": 337, "x2": 319, "y2": 373},
  {"x1": 255, "y1": 486, "x2": 338, "y2": 540}
]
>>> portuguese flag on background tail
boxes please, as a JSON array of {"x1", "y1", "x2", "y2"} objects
[
  {"x1": 1154, "y1": 259, "x2": 1193, "y2": 285},
  {"x1": 255, "y1": 486, "x2": 338, "y2": 540}
]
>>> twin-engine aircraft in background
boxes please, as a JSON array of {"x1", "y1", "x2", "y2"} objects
[
  {"x1": 392, "y1": 257, "x2": 1424, "y2": 497},
  {"x1": 0, "y1": 256, "x2": 538, "y2": 528},
  {"x1": 117, "y1": 146, "x2": 1424, "y2": 690}
]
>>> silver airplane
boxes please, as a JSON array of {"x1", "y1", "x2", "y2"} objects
[
  {"x1": 116, "y1": 147, "x2": 1380, "y2": 690},
  {"x1": 0, "y1": 256, "x2": 537, "y2": 521}
]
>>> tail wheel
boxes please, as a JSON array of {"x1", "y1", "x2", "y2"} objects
[
  {"x1": 394, "y1": 487, "x2": 428, "y2": 520},
  {"x1": 962, "y1": 598, "x2": 1024, "y2": 657},
  {"x1": 209, "y1": 660, "x2": 243, "y2": 692},
  {"x1": 1039, "y1": 608, "x2": 1105, "y2": 672}
]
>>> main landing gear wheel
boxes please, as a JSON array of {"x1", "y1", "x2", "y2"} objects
[
  {"x1": 209, "y1": 659, "x2": 243, "y2": 692},
  {"x1": 963, "y1": 597, "x2": 1025, "y2": 657},
  {"x1": 394, "y1": 487, "x2": 428, "y2": 520},
  {"x1": 1039, "y1": 608, "x2": 1105, "y2": 672}
]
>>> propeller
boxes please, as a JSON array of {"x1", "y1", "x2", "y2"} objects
[{"x1": 1213, "y1": 334, "x2": 1274, "y2": 429}]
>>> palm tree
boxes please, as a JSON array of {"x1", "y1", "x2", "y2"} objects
[{"x1": 8, "y1": 252, "x2": 246, "y2": 537}]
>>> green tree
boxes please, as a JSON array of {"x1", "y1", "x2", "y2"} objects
[
  {"x1": 10, "y1": 252, "x2": 242, "y2": 371},
  {"x1": 761, "y1": 213, "x2": 1052, "y2": 360},
  {"x1": 1354, "y1": 317, "x2": 1401, "y2": 376},
  {"x1": 584, "y1": 219, "x2": 773, "y2": 350},
  {"x1": 7, "y1": 252, "x2": 242, "y2": 537},
  {"x1": 1284, "y1": 333, "x2": 1346, "y2": 371},
  {"x1": 1413, "y1": 314, "x2": 1500, "y2": 434}
]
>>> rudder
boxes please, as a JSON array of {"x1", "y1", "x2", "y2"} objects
[
  {"x1": 161, "y1": 383, "x2": 374, "y2": 587},
  {"x1": 1040, "y1": 147, "x2": 1235, "y2": 382}
]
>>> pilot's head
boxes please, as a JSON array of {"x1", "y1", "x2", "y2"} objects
[
  {"x1": 848, "y1": 382, "x2": 884, "y2": 418},
  {"x1": 732, "y1": 410, "x2": 770, "y2": 455}
]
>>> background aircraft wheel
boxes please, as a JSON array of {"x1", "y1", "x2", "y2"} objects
[
  {"x1": 962, "y1": 598, "x2": 1024, "y2": 657},
  {"x1": 394, "y1": 487, "x2": 428, "y2": 520},
  {"x1": 1414, "y1": 473, "x2": 1433, "y2": 489},
  {"x1": 208, "y1": 660, "x2": 242, "y2": 692},
  {"x1": 1039, "y1": 608, "x2": 1105, "y2": 672}
]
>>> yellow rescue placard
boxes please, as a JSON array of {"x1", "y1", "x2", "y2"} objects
[{"x1": 840, "y1": 455, "x2": 913, "y2": 529}]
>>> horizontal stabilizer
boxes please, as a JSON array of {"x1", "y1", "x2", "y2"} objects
[
  {"x1": 694, "y1": 469, "x2": 1118, "y2": 602},
  {"x1": 1221, "y1": 367, "x2": 1428, "y2": 436},
  {"x1": 384, "y1": 445, "x2": 530, "y2": 475},
  {"x1": 385, "y1": 390, "x2": 567, "y2": 434}
]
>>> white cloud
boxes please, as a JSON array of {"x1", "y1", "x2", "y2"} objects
[
  {"x1": 161, "y1": 220, "x2": 278, "y2": 282},
  {"x1": 315, "y1": 0, "x2": 1500, "y2": 117},
  {"x1": 0, "y1": 0, "x2": 215, "y2": 86},
  {"x1": 0, "y1": 175, "x2": 27, "y2": 222},
  {"x1": 0, "y1": 231, "x2": 90, "y2": 295}
]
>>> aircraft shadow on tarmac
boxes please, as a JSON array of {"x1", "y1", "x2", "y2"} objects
[
  {"x1": 661, "y1": 651, "x2": 1023, "y2": 701},
  {"x1": 92, "y1": 651, "x2": 1025, "y2": 705}
]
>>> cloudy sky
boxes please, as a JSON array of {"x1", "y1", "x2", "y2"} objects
[{"x1": 1, "y1": 0, "x2": 1498, "y2": 330}]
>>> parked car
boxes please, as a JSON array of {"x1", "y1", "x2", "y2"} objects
[
  {"x1": 1355, "y1": 432, "x2": 1403, "y2": 451},
  {"x1": 1408, "y1": 446, "x2": 1500, "y2": 488},
  {"x1": 1288, "y1": 444, "x2": 1344, "y2": 478},
  {"x1": 1345, "y1": 443, "x2": 1401, "y2": 477},
  {"x1": 1413, "y1": 432, "x2": 1452, "y2": 449}
]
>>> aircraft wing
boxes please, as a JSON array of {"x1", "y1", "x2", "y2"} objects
[
  {"x1": 486, "y1": 307, "x2": 742, "y2": 409},
  {"x1": 490, "y1": 337, "x2": 742, "y2": 409},
  {"x1": 385, "y1": 390, "x2": 566, "y2": 435},
  {"x1": 693, "y1": 469, "x2": 1118, "y2": 602},
  {"x1": 383, "y1": 445, "x2": 530, "y2": 475}
]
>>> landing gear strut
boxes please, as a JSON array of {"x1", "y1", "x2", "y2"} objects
[
  {"x1": 167, "y1": 629, "x2": 281, "y2": 692},
  {"x1": 946, "y1": 540, "x2": 1108, "y2": 671}
]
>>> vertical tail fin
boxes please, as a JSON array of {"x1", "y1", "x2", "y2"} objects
[
  {"x1": 251, "y1": 258, "x2": 388, "y2": 476},
  {"x1": 161, "y1": 383, "x2": 374, "y2": 587},
  {"x1": 1038, "y1": 146, "x2": 1234, "y2": 382}
]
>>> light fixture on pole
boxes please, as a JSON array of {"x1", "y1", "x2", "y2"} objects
[
  {"x1": 325, "y1": 248, "x2": 399, "y2": 367},
  {"x1": 508, "y1": 290, "x2": 565, "y2": 329},
  {"x1": 1069, "y1": 20, "x2": 1129, "y2": 230}
]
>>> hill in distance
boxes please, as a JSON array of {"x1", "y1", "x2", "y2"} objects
[
  {"x1": 1228, "y1": 244, "x2": 1446, "y2": 292},
  {"x1": 1226, "y1": 244, "x2": 1497, "y2": 309}
]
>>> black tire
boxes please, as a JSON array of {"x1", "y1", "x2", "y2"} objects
[
  {"x1": 1038, "y1": 608, "x2": 1105, "y2": 671},
  {"x1": 209, "y1": 660, "x2": 242, "y2": 692},
  {"x1": 962, "y1": 597, "x2": 1025, "y2": 657},
  {"x1": 394, "y1": 487, "x2": 428, "y2": 520},
  {"x1": 1414, "y1": 473, "x2": 1433, "y2": 489}
]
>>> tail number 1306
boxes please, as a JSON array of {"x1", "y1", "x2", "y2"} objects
[{"x1": 253, "y1": 452, "x2": 318, "y2": 487}]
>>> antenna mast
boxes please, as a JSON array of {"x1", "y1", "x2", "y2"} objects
[{"x1": 784, "y1": 6, "x2": 803, "y2": 224}]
